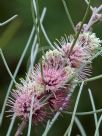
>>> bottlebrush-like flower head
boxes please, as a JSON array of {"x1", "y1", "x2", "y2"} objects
[
  {"x1": 54, "y1": 36, "x2": 90, "y2": 68},
  {"x1": 61, "y1": 43, "x2": 89, "y2": 68},
  {"x1": 78, "y1": 32, "x2": 102, "y2": 54},
  {"x1": 7, "y1": 78, "x2": 47, "y2": 124},
  {"x1": 42, "y1": 49, "x2": 66, "y2": 69},
  {"x1": 30, "y1": 49, "x2": 75, "y2": 93},
  {"x1": 48, "y1": 89, "x2": 71, "y2": 111}
]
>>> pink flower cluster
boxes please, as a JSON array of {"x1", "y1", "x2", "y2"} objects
[{"x1": 7, "y1": 31, "x2": 101, "y2": 124}]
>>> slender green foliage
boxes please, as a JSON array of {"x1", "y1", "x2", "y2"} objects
[
  {"x1": 0, "y1": 0, "x2": 102, "y2": 135},
  {"x1": 6, "y1": 114, "x2": 16, "y2": 136},
  {"x1": 94, "y1": 115, "x2": 102, "y2": 136},
  {"x1": 0, "y1": 15, "x2": 18, "y2": 26},
  {"x1": 31, "y1": 0, "x2": 40, "y2": 47},
  {"x1": 40, "y1": 21, "x2": 55, "y2": 49},
  {"x1": 42, "y1": 112, "x2": 60, "y2": 136},
  {"x1": 64, "y1": 82, "x2": 84, "y2": 136},
  {"x1": 69, "y1": 0, "x2": 91, "y2": 54},
  {"x1": 64, "y1": 108, "x2": 102, "y2": 116},
  {"x1": 61, "y1": 0, "x2": 76, "y2": 33},
  {"x1": 88, "y1": 89, "x2": 99, "y2": 136},
  {"x1": 75, "y1": 116, "x2": 87, "y2": 136},
  {"x1": 84, "y1": 0, "x2": 93, "y2": 10},
  {"x1": 0, "y1": 49, "x2": 16, "y2": 84},
  {"x1": 0, "y1": 25, "x2": 35, "y2": 126},
  {"x1": 27, "y1": 96, "x2": 34, "y2": 136}
]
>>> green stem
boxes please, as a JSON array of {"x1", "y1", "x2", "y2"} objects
[
  {"x1": 61, "y1": 0, "x2": 76, "y2": 33},
  {"x1": 75, "y1": 117, "x2": 87, "y2": 136},
  {"x1": 84, "y1": 0, "x2": 93, "y2": 10},
  {"x1": 64, "y1": 82, "x2": 84, "y2": 136},
  {"x1": 40, "y1": 22, "x2": 55, "y2": 49},
  {"x1": 31, "y1": 0, "x2": 40, "y2": 47},
  {"x1": 42, "y1": 112, "x2": 60, "y2": 136},
  {"x1": 27, "y1": 96, "x2": 34, "y2": 136},
  {"x1": 69, "y1": 0, "x2": 91, "y2": 55},
  {"x1": 6, "y1": 114, "x2": 16, "y2": 136},
  {"x1": 0, "y1": 26, "x2": 35, "y2": 126},
  {"x1": 64, "y1": 109, "x2": 102, "y2": 116},
  {"x1": 94, "y1": 115, "x2": 102, "y2": 136},
  {"x1": 0, "y1": 49, "x2": 16, "y2": 84},
  {"x1": 42, "y1": 92, "x2": 72, "y2": 136},
  {"x1": 79, "y1": 74, "x2": 102, "y2": 83},
  {"x1": 36, "y1": 0, "x2": 41, "y2": 45},
  {"x1": 0, "y1": 15, "x2": 18, "y2": 26},
  {"x1": 88, "y1": 89, "x2": 99, "y2": 136}
]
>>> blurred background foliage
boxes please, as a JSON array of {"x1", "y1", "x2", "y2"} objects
[{"x1": 0, "y1": 0, "x2": 102, "y2": 135}]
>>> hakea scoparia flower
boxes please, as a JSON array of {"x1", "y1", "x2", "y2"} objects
[
  {"x1": 54, "y1": 36, "x2": 91, "y2": 69},
  {"x1": 42, "y1": 49, "x2": 66, "y2": 68},
  {"x1": 54, "y1": 31, "x2": 100, "y2": 81},
  {"x1": 60, "y1": 42, "x2": 92, "y2": 80},
  {"x1": 61, "y1": 43, "x2": 89, "y2": 68},
  {"x1": 30, "y1": 49, "x2": 75, "y2": 93},
  {"x1": 48, "y1": 89, "x2": 71, "y2": 111},
  {"x1": 7, "y1": 78, "x2": 47, "y2": 124},
  {"x1": 78, "y1": 32, "x2": 102, "y2": 54}
]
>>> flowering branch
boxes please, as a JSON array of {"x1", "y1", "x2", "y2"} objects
[{"x1": 4, "y1": 0, "x2": 102, "y2": 135}]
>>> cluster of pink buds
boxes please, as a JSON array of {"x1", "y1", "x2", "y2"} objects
[{"x1": 7, "y1": 28, "x2": 102, "y2": 125}]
